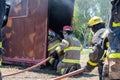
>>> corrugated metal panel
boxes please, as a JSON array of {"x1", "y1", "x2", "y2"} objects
[{"x1": 2, "y1": 0, "x2": 48, "y2": 66}]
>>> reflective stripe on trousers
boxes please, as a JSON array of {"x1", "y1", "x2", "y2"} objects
[{"x1": 87, "y1": 60, "x2": 98, "y2": 66}]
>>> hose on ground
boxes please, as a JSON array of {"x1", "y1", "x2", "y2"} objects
[
  {"x1": 53, "y1": 68, "x2": 84, "y2": 80},
  {"x1": 2, "y1": 56, "x2": 52, "y2": 78}
]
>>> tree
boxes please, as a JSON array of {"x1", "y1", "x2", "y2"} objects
[{"x1": 72, "y1": 0, "x2": 110, "y2": 47}]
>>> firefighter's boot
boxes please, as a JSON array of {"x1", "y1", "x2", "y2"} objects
[
  {"x1": 63, "y1": 66, "x2": 76, "y2": 74},
  {"x1": 69, "y1": 66, "x2": 78, "y2": 72},
  {"x1": 62, "y1": 66, "x2": 71, "y2": 74},
  {"x1": 49, "y1": 58, "x2": 59, "y2": 70}
]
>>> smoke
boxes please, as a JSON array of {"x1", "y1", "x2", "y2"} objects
[
  {"x1": 48, "y1": 0, "x2": 75, "y2": 37},
  {"x1": 60, "y1": 0, "x2": 74, "y2": 11}
]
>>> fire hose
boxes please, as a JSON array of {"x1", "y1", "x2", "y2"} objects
[
  {"x1": 52, "y1": 68, "x2": 84, "y2": 80},
  {"x1": 2, "y1": 56, "x2": 84, "y2": 80},
  {"x1": 2, "y1": 56, "x2": 52, "y2": 78}
]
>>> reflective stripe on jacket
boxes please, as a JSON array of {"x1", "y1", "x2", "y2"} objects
[
  {"x1": 112, "y1": 22, "x2": 120, "y2": 27},
  {"x1": 48, "y1": 39, "x2": 60, "y2": 53},
  {"x1": 62, "y1": 58, "x2": 80, "y2": 64},
  {"x1": 48, "y1": 42, "x2": 60, "y2": 52},
  {"x1": 64, "y1": 45, "x2": 82, "y2": 53}
]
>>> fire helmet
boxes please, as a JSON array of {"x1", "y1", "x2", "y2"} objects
[
  {"x1": 88, "y1": 16, "x2": 103, "y2": 27},
  {"x1": 63, "y1": 25, "x2": 72, "y2": 31},
  {"x1": 48, "y1": 29, "x2": 55, "y2": 37}
]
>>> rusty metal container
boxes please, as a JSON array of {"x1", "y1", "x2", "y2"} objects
[{"x1": 2, "y1": 0, "x2": 75, "y2": 66}]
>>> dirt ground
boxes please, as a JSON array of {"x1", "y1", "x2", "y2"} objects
[{"x1": 0, "y1": 54, "x2": 99, "y2": 80}]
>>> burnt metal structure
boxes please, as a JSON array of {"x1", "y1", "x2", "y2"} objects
[{"x1": 2, "y1": 0, "x2": 75, "y2": 66}]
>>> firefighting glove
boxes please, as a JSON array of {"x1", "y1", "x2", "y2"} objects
[{"x1": 49, "y1": 50, "x2": 58, "y2": 58}]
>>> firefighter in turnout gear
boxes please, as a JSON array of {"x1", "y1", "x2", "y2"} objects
[
  {"x1": 0, "y1": 0, "x2": 10, "y2": 80},
  {"x1": 84, "y1": 16, "x2": 109, "y2": 77},
  {"x1": 102, "y1": 0, "x2": 120, "y2": 79},
  {"x1": 49, "y1": 26, "x2": 82, "y2": 74},
  {"x1": 48, "y1": 29, "x2": 61, "y2": 69},
  {"x1": 0, "y1": 1, "x2": 5, "y2": 80},
  {"x1": 0, "y1": 0, "x2": 5, "y2": 66}
]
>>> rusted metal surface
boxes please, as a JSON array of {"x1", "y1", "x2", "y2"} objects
[
  {"x1": 2, "y1": 0, "x2": 75, "y2": 66},
  {"x1": 2, "y1": 0, "x2": 48, "y2": 66}
]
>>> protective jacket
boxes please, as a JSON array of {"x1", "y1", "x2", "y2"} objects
[
  {"x1": 56, "y1": 34, "x2": 82, "y2": 74},
  {"x1": 102, "y1": 0, "x2": 120, "y2": 79},
  {"x1": 107, "y1": 0, "x2": 120, "y2": 58},
  {"x1": 48, "y1": 29, "x2": 61, "y2": 68},
  {"x1": 0, "y1": 0, "x2": 6, "y2": 80},
  {"x1": 85, "y1": 28, "x2": 108, "y2": 72},
  {"x1": 0, "y1": 0, "x2": 5, "y2": 67}
]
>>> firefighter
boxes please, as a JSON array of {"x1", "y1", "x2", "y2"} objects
[
  {"x1": 48, "y1": 29, "x2": 61, "y2": 69},
  {"x1": 0, "y1": 1, "x2": 10, "y2": 80},
  {"x1": 0, "y1": 0, "x2": 6, "y2": 80},
  {"x1": 102, "y1": 0, "x2": 120, "y2": 79},
  {"x1": 49, "y1": 25, "x2": 82, "y2": 75},
  {"x1": 84, "y1": 16, "x2": 109, "y2": 77}
]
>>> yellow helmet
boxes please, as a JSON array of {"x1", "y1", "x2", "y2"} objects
[{"x1": 88, "y1": 16, "x2": 103, "y2": 27}]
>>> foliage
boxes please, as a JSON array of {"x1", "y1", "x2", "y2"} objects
[{"x1": 72, "y1": 0, "x2": 111, "y2": 47}]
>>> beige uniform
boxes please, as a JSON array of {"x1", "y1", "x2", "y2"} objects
[
  {"x1": 85, "y1": 29, "x2": 108, "y2": 72},
  {"x1": 55, "y1": 34, "x2": 82, "y2": 74}
]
